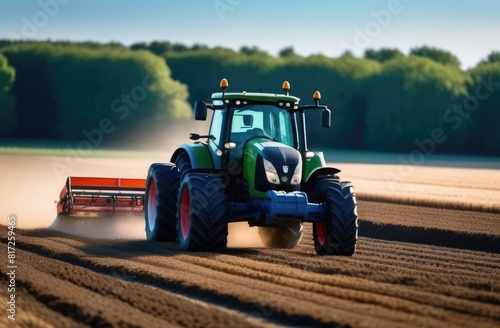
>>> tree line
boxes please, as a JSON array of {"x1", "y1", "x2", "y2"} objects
[
  {"x1": 0, "y1": 40, "x2": 499, "y2": 156},
  {"x1": 0, "y1": 41, "x2": 190, "y2": 142}
]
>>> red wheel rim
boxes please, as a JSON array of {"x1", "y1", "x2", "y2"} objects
[
  {"x1": 315, "y1": 222, "x2": 327, "y2": 245},
  {"x1": 147, "y1": 179, "x2": 157, "y2": 230},
  {"x1": 180, "y1": 187, "x2": 190, "y2": 239}
]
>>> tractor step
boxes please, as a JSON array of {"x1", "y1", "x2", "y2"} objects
[{"x1": 57, "y1": 176, "x2": 146, "y2": 217}]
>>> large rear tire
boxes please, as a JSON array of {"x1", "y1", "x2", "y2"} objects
[
  {"x1": 309, "y1": 177, "x2": 358, "y2": 256},
  {"x1": 177, "y1": 173, "x2": 229, "y2": 252},
  {"x1": 145, "y1": 163, "x2": 180, "y2": 241},
  {"x1": 258, "y1": 223, "x2": 303, "y2": 249}
]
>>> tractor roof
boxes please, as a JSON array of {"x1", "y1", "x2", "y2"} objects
[{"x1": 211, "y1": 92, "x2": 300, "y2": 104}]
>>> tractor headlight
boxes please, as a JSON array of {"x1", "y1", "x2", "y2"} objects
[
  {"x1": 290, "y1": 165, "x2": 302, "y2": 186},
  {"x1": 263, "y1": 159, "x2": 280, "y2": 185}
]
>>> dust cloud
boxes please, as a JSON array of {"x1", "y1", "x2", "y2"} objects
[
  {"x1": 0, "y1": 154, "x2": 153, "y2": 231},
  {"x1": 51, "y1": 214, "x2": 146, "y2": 240},
  {"x1": 227, "y1": 222, "x2": 265, "y2": 248},
  {"x1": 50, "y1": 217, "x2": 267, "y2": 245},
  {"x1": 109, "y1": 118, "x2": 211, "y2": 152},
  {"x1": 0, "y1": 155, "x2": 65, "y2": 229}
]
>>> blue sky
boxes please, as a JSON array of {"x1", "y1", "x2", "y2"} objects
[{"x1": 1, "y1": 0, "x2": 499, "y2": 68}]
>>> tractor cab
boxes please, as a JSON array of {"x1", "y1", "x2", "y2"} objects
[
  {"x1": 203, "y1": 94, "x2": 299, "y2": 176},
  {"x1": 191, "y1": 80, "x2": 332, "y2": 186}
]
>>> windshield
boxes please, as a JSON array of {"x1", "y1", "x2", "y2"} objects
[{"x1": 230, "y1": 105, "x2": 295, "y2": 148}]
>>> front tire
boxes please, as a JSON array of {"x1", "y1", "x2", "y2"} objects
[
  {"x1": 177, "y1": 173, "x2": 229, "y2": 252},
  {"x1": 309, "y1": 177, "x2": 358, "y2": 256},
  {"x1": 145, "y1": 163, "x2": 180, "y2": 241}
]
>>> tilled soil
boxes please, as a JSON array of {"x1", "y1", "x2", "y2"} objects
[{"x1": 1, "y1": 201, "x2": 499, "y2": 328}]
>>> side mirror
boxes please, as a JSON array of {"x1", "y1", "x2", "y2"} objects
[
  {"x1": 194, "y1": 101, "x2": 207, "y2": 121},
  {"x1": 243, "y1": 115, "x2": 253, "y2": 127},
  {"x1": 322, "y1": 108, "x2": 331, "y2": 128}
]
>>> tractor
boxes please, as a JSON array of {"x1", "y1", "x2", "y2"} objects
[{"x1": 145, "y1": 79, "x2": 358, "y2": 255}]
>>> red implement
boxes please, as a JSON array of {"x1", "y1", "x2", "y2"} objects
[{"x1": 57, "y1": 177, "x2": 146, "y2": 217}]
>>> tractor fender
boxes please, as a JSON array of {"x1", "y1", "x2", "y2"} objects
[
  {"x1": 307, "y1": 167, "x2": 341, "y2": 181},
  {"x1": 304, "y1": 167, "x2": 341, "y2": 189},
  {"x1": 171, "y1": 144, "x2": 214, "y2": 170}
]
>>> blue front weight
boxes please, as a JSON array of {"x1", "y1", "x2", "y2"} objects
[{"x1": 251, "y1": 190, "x2": 320, "y2": 222}]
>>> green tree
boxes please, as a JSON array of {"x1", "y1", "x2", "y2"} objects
[
  {"x1": 149, "y1": 41, "x2": 171, "y2": 55},
  {"x1": 364, "y1": 56, "x2": 469, "y2": 151},
  {"x1": 477, "y1": 51, "x2": 500, "y2": 66},
  {"x1": 410, "y1": 46, "x2": 461, "y2": 67},
  {"x1": 2, "y1": 44, "x2": 61, "y2": 138},
  {"x1": 467, "y1": 62, "x2": 500, "y2": 155},
  {"x1": 4, "y1": 39, "x2": 499, "y2": 157},
  {"x1": 240, "y1": 46, "x2": 268, "y2": 56},
  {"x1": 1, "y1": 42, "x2": 191, "y2": 141},
  {"x1": 364, "y1": 48, "x2": 404, "y2": 63},
  {"x1": 339, "y1": 50, "x2": 355, "y2": 58},
  {"x1": 270, "y1": 54, "x2": 380, "y2": 149},
  {"x1": 0, "y1": 53, "x2": 16, "y2": 135},
  {"x1": 165, "y1": 46, "x2": 275, "y2": 103},
  {"x1": 130, "y1": 42, "x2": 148, "y2": 51},
  {"x1": 278, "y1": 46, "x2": 296, "y2": 57},
  {"x1": 45, "y1": 47, "x2": 191, "y2": 139}
]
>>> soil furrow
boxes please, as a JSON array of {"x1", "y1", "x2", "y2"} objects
[
  {"x1": 2, "y1": 195, "x2": 500, "y2": 327},
  {"x1": 7, "y1": 225, "x2": 500, "y2": 328}
]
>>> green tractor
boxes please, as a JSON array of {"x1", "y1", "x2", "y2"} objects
[{"x1": 145, "y1": 79, "x2": 358, "y2": 255}]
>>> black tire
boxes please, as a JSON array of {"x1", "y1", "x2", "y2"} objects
[
  {"x1": 177, "y1": 173, "x2": 229, "y2": 252},
  {"x1": 145, "y1": 163, "x2": 180, "y2": 241},
  {"x1": 258, "y1": 223, "x2": 303, "y2": 249},
  {"x1": 309, "y1": 177, "x2": 358, "y2": 256},
  {"x1": 175, "y1": 152, "x2": 192, "y2": 179}
]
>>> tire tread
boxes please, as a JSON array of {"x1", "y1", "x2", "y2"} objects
[{"x1": 311, "y1": 177, "x2": 358, "y2": 256}]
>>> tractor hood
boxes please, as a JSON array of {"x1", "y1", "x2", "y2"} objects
[
  {"x1": 249, "y1": 139, "x2": 301, "y2": 167},
  {"x1": 243, "y1": 138, "x2": 302, "y2": 195}
]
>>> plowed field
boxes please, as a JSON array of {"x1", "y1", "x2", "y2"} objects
[{"x1": 1, "y1": 154, "x2": 499, "y2": 327}]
